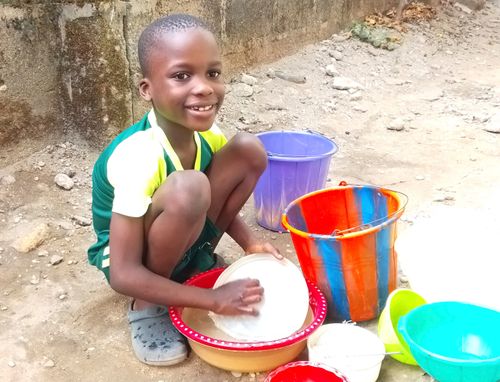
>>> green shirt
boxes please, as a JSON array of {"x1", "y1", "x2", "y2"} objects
[{"x1": 88, "y1": 110, "x2": 227, "y2": 267}]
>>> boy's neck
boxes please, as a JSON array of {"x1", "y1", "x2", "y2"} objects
[{"x1": 153, "y1": 109, "x2": 195, "y2": 149}]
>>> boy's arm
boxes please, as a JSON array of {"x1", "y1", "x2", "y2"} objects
[
  {"x1": 226, "y1": 214, "x2": 282, "y2": 258},
  {"x1": 108, "y1": 212, "x2": 263, "y2": 314}
]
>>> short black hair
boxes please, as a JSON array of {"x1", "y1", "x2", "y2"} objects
[{"x1": 138, "y1": 14, "x2": 210, "y2": 76}]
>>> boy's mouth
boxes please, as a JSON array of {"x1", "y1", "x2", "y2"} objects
[{"x1": 187, "y1": 104, "x2": 217, "y2": 112}]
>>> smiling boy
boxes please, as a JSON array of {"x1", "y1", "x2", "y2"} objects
[{"x1": 88, "y1": 14, "x2": 280, "y2": 366}]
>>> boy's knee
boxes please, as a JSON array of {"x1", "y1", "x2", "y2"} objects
[
  {"x1": 159, "y1": 171, "x2": 211, "y2": 218},
  {"x1": 229, "y1": 133, "x2": 268, "y2": 172}
]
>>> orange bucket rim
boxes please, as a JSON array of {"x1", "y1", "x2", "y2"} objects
[{"x1": 281, "y1": 184, "x2": 408, "y2": 240}]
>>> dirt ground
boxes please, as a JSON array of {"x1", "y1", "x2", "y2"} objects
[{"x1": 1, "y1": 2, "x2": 499, "y2": 381}]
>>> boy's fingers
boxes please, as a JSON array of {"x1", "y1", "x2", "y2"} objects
[
  {"x1": 273, "y1": 251, "x2": 284, "y2": 260},
  {"x1": 241, "y1": 294, "x2": 262, "y2": 305},
  {"x1": 238, "y1": 306, "x2": 259, "y2": 316},
  {"x1": 244, "y1": 278, "x2": 261, "y2": 287},
  {"x1": 244, "y1": 286, "x2": 264, "y2": 296}
]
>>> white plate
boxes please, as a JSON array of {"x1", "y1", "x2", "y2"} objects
[{"x1": 209, "y1": 253, "x2": 310, "y2": 342}]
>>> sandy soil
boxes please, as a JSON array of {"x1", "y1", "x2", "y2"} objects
[{"x1": 1, "y1": 2, "x2": 499, "y2": 381}]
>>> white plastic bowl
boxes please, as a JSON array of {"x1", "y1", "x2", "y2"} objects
[
  {"x1": 209, "y1": 254, "x2": 310, "y2": 341},
  {"x1": 308, "y1": 323, "x2": 385, "y2": 382}
]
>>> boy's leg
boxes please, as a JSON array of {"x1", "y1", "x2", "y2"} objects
[
  {"x1": 128, "y1": 170, "x2": 210, "y2": 366},
  {"x1": 127, "y1": 134, "x2": 266, "y2": 366},
  {"x1": 205, "y1": 132, "x2": 267, "y2": 241},
  {"x1": 143, "y1": 170, "x2": 211, "y2": 289}
]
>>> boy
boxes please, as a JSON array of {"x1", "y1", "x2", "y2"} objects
[{"x1": 88, "y1": 14, "x2": 280, "y2": 366}]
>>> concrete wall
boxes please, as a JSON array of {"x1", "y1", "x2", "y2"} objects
[{"x1": 0, "y1": 0, "x2": 399, "y2": 146}]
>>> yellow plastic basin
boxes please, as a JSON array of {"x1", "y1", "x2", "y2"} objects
[{"x1": 377, "y1": 288, "x2": 426, "y2": 365}]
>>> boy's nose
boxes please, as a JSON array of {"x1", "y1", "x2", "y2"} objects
[{"x1": 192, "y1": 76, "x2": 214, "y2": 96}]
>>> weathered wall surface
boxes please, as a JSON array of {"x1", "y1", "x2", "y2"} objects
[{"x1": 0, "y1": 0, "x2": 399, "y2": 146}]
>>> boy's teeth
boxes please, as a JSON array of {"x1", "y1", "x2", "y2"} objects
[{"x1": 191, "y1": 105, "x2": 213, "y2": 111}]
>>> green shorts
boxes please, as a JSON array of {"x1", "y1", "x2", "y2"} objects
[{"x1": 95, "y1": 219, "x2": 221, "y2": 283}]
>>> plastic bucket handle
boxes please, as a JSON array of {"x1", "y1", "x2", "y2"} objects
[{"x1": 327, "y1": 181, "x2": 408, "y2": 237}]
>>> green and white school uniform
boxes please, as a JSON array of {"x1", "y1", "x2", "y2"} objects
[{"x1": 88, "y1": 110, "x2": 227, "y2": 282}]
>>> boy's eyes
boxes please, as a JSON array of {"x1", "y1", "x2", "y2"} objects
[
  {"x1": 171, "y1": 70, "x2": 222, "y2": 80},
  {"x1": 173, "y1": 72, "x2": 190, "y2": 80},
  {"x1": 208, "y1": 70, "x2": 221, "y2": 78}
]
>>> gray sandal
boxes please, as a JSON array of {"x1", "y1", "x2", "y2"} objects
[{"x1": 128, "y1": 303, "x2": 188, "y2": 366}]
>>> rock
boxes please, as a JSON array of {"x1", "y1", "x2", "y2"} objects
[
  {"x1": 240, "y1": 73, "x2": 258, "y2": 86},
  {"x1": 420, "y1": 88, "x2": 444, "y2": 102},
  {"x1": 483, "y1": 112, "x2": 500, "y2": 133},
  {"x1": 30, "y1": 275, "x2": 40, "y2": 285},
  {"x1": 385, "y1": 79, "x2": 405, "y2": 86},
  {"x1": 325, "y1": 64, "x2": 339, "y2": 77},
  {"x1": 71, "y1": 215, "x2": 92, "y2": 227},
  {"x1": 266, "y1": 68, "x2": 276, "y2": 78},
  {"x1": 264, "y1": 102, "x2": 286, "y2": 111},
  {"x1": 331, "y1": 33, "x2": 350, "y2": 42},
  {"x1": 0, "y1": 174, "x2": 16, "y2": 185},
  {"x1": 275, "y1": 71, "x2": 307, "y2": 84},
  {"x1": 11, "y1": 223, "x2": 51, "y2": 253},
  {"x1": 415, "y1": 175, "x2": 426, "y2": 181},
  {"x1": 43, "y1": 358, "x2": 55, "y2": 368},
  {"x1": 62, "y1": 168, "x2": 77, "y2": 178},
  {"x1": 455, "y1": 2, "x2": 472, "y2": 13},
  {"x1": 38, "y1": 249, "x2": 49, "y2": 257},
  {"x1": 473, "y1": 112, "x2": 493, "y2": 123},
  {"x1": 456, "y1": 0, "x2": 485, "y2": 10},
  {"x1": 331, "y1": 77, "x2": 363, "y2": 90},
  {"x1": 8, "y1": 360, "x2": 16, "y2": 367},
  {"x1": 433, "y1": 193, "x2": 449, "y2": 202},
  {"x1": 329, "y1": 50, "x2": 343, "y2": 61},
  {"x1": 58, "y1": 221, "x2": 74, "y2": 230},
  {"x1": 232, "y1": 83, "x2": 254, "y2": 97},
  {"x1": 59, "y1": 294, "x2": 67, "y2": 300},
  {"x1": 54, "y1": 173, "x2": 74, "y2": 190},
  {"x1": 387, "y1": 118, "x2": 405, "y2": 131},
  {"x1": 349, "y1": 92, "x2": 363, "y2": 102},
  {"x1": 49, "y1": 255, "x2": 64, "y2": 265},
  {"x1": 231, "y1": 371, "x2": 242, "y2": 378},
  {"x1": 36, "y1": 183, "x2": 50, "y2": 192}
]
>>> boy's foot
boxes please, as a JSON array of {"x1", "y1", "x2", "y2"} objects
[{"x1": 128, "y1": 303, "x2": 188, "y2": 366}]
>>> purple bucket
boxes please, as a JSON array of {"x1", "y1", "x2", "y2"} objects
[{"x1": 253, "y1": 131, "x2": 338, "y2": 232}]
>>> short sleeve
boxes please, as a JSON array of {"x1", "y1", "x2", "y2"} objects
[
  {"x1": 107, "y1": 131, "x2": 166, "y2": 217},
  {"x1": 201, "y1": 123, "x2": 227, "y2": 153}
]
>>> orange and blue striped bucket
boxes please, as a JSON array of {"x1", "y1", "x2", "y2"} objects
[{"x1": 282, "y1": 183, "x2": 408, "y2": 322}]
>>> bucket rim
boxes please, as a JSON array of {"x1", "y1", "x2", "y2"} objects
[
  {"x1": 256, "y1": 130, "x2": 338, "y2": 162},
  {"x1": 281, "y1": 185, "x2": 408, "y2": 240}
]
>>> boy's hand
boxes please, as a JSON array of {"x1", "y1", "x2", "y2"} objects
[
  {"x1": 212, "y1": 278, "x2": 264, "y2": 316},
  {"x1": 244, "y1": 242, "x2": 283, "y2": 260}
]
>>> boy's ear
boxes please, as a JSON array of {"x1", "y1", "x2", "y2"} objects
[{"x1": 139, "y1": 78, "x2": 152, "y2": 102}]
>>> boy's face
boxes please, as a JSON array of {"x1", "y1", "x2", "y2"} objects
[{"x1": 139, "y1": 28, "x2": 225, "y2": 132}]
